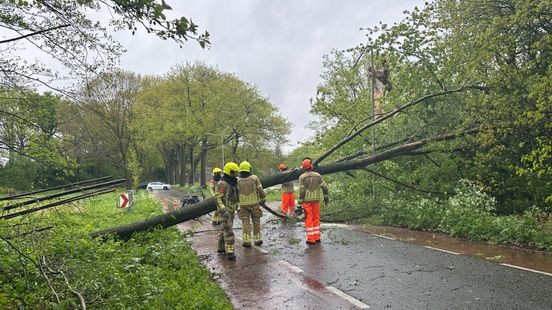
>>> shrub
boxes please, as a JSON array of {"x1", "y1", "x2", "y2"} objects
[{"x1": 375, "y1": 180, "x2": 552, "y2": 250}]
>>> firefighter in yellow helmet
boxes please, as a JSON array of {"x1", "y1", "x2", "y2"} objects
[
  {"x1": 237, "y1": 161, "x2": 266, "y2": 247},
  {"x1": 298, "y1": 157, "x2": 328, "y2": 244},
  {"x1": 209, "y1": 167, "x2": 223, "y2": 225},
  {"x1": 215, "y1": 162, "x2": 240, "y2": 260}
]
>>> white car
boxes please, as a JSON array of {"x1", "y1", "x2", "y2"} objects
[{"x1": 147, "y1": 182, "x2": 171, "y2": 190}]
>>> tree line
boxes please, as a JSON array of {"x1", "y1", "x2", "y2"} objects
[{"x1": 1, "y1": 63, "x2": 289, "y2": 191}]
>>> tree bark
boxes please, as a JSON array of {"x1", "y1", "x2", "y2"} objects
[
  {"x1": 200, "y1": 139, "x2": 207, "y2": 187},
  {"x1": 179, "y1": 144, "x2": 187, "y2": 186},
  {"x1": 187, "y1": 144, "x2": 195, "y2": 186}
]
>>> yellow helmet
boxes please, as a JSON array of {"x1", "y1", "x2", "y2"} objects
[
  {"x1": 238, "y1": 161, "x2": 252, "y2": 173},
  {"x1": 223, "y1": 162, "x2": 239, "y2": 176},
  {"x1": 213, "y1": 167, "x2": 222, "y2": 174}
]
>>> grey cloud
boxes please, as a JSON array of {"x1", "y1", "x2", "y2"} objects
[{"x1": 115, "y1": 0, "x2": 426, "y2": 152}]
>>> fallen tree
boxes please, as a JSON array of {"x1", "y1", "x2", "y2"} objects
[
  {"x1": 90, "y1": 84, "x2": 485, "y2": 239},
  {"x1": 91, "y1": 125, "x2": 480, "y2": 240}
]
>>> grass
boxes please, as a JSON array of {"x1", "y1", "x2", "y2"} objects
[{"x1": 0, "y1": 190, "x2": 233, "y2": 309}]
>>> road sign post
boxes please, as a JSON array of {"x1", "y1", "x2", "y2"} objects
[{"x1": 118, "y1": 190, "x2": 134, "y2": 211}]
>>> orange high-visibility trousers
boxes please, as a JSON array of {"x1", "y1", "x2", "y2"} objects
[
  {"x1": 281, "y1": 192, "x2": 296, "y2": 215},
  {"x1": 302, "y1": 202, "x2": 320, "y2": 242}
]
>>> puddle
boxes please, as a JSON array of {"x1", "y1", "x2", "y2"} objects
[{"x1": 354, "y1": 226, "x2": 552, "y2": 274}]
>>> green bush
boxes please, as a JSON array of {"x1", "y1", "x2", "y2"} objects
[
  {"x1": 376, "y1": 180, "x2": 552, "y2": 251},
  {"x1": 323, "y1": 177, "x2": 378, "y2": 221}
]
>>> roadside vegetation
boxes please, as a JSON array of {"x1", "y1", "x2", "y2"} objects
[
  {"x1": 321, "y1": 177, "x2": 552, "y2": 251},
  {"x1": 0, "y1": 191, "x2": 233, "y2": 309},
  {"x1": 285, "y1": 0, "x2": 551, "y2": 252}
]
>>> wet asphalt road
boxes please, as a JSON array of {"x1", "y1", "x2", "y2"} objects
[{"x1": 159, "y1": 190, "x2": 552, "y2": 309}]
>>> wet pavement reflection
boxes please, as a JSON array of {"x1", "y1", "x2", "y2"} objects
[{"x1": 157, "y1": 193, "x2": 551, "y2": 309}]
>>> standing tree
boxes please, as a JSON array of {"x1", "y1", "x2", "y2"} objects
[{"x1": 59, "y1": 71, "x2": 141, "y2": 188}]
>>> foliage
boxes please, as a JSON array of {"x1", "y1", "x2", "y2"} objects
[
  {"x1": 321, "y1": 174, "x2": 379, "y2": 222},
  {"x1": 133, "y1": 62, "x2": 290, "y2": 185},
  {"x1": 264, "y1": 188, "x2": 284, "y2": 202},
  {"x1": 59, "y1": 71, "x2": 141, "y2": 189},
  {"x1": 0, "y1": 90, "x2": 74, "y2": 189},
  {"x1": 0, "y1": 191, "x2": 232, "y2": 309},
  {"x1": 1, "y1": 0, "x2": 209, "y2": 90},
  {"x1": 374, "y1": 180, "x2": 552, "y2": 250},
  {"x1": 1, "y1": 0, "x2": 209, "y2": 188},
  {"x1": 310, "y1": 0, "x2": 551, "y2": 219}
]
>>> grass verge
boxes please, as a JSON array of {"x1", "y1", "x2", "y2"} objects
[{"x1": 0, "y1": 190, "x2": 233, "y2": 309}]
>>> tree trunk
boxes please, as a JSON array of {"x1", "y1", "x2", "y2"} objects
[
  {"x1": 174, "y1": 146, "x2": 180, "y2": 185},
  {"x1": 179, "y1": 144, "x2": 187, "y2": 186},
  {"x1": 188, "y1": 144, "x2": 195, "y2": 186},
  {"x1": 200, "y1": 139, "x2": 207, "y2": 187},
  {"x1": 124, "y1": 168, "x2": 132, "y2": 190},
  {"x1": 374, "y1": 79, "x2": 384, "y2": 118},
  {"x1": 230, "y1": 132, "x2": 239, "y2": 161}
]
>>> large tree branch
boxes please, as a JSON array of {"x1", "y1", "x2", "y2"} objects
[
  {"x1": 313, "y1": 84, "x2": 487, "y2": 166},
  {"x1": 0, "y1": 24, "x2": 70, "y2": 44},
  {"x1": 361, "y1": 168, "x2": 444, "y2": 195}
]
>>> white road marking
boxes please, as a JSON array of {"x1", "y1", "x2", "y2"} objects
[
  {"x1": 254, "y1": 245, "x2": 269, "y2": 254},
  {"x1": 372, "y1": 234, "x2": 396, "y2": 241},
  {"x1": 500, "y1": 263, "x2": 552, "y2": 277},
  {"x1": 278, "y1": 260, "x2": 304, "y2": 274},
  {"x1": 326, "y1": 286, "x2": 370, "y2": 309},
  {"x1": 278, "y1": 260, "x2": 370, "y2": 309},
  {"x1": 424, "y1": 246, "x2": 460, "y2": 255},
  {"x1": 321, "y1": 223, "x2": 350, "y2": 229}
]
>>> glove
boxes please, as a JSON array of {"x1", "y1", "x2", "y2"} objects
[
  {"x1": 324, "y1": 196, "x2": 329, "y2": 206},
  {"x1": 295, "y1": 204, "x2": 303, "y2": 217}
]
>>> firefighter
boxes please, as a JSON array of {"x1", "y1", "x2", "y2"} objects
[
  {"x1": 237, "y1": 161, "x2": 266, "y2": 247},
  {"x1": 209, "y1": 167, "x2": 223, "y2": 225},
  {"x1": 215, "y1": 162, "x2": 240, "y2": 260},
  {"x1": 297, "y1": 158, "x2": 329, "y2": 244},
  {"x1": 279, "y1": 163, "x2": 296, "y2": 217}
]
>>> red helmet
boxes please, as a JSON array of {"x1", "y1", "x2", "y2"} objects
[
  {"x1": 279, "y1": 163, "x2": 287, "y2": 170},
  {"x1": 301, "y1": 158, "x2": 313, "y2": 170}
]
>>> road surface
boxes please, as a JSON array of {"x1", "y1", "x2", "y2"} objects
[{"x1": 158, "y1": 190, "x2": 552, "y2": 309}]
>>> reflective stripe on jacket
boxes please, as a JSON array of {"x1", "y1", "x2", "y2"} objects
[
  {"x1": 298, "y1": 171, "x2": 329, "y2": 203},
  {"x1": 237, "y1": 174, "x2": 266, "y2": 207},
  {"x1": 281, "y1": 181, "x2": 294, "y2": 193}
]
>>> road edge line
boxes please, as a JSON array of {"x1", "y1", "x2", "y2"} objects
[
  {"x1": 278, "y1": 260, "x2": 304, "y2": 274},
  {"x1": 424, "y1": 246, "x2": 460, "y2": 255},
  {"x1": 500, "y1": 263, "x2": 552, "y2": 277},
  {"x1": 372, "y1": 234, "x2": 396, "y2": 241},
  {"x1": 325, "y1": 286, "x2": 370, "y2": 309}
]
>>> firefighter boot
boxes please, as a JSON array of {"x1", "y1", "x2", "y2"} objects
[
  {"x1": 225, "y1": 245, "x2": 236, "y2": 260},
  {"x1": 242, "y1": 234, "x2": 252, "y2": 247},
  {"x1": 253, "y1": 233, "x2": 263, "y2": 246}
]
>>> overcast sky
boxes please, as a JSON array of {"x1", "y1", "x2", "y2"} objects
[{"x1": 114, "y1": 1, "x2": 426, "y2": 152}]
